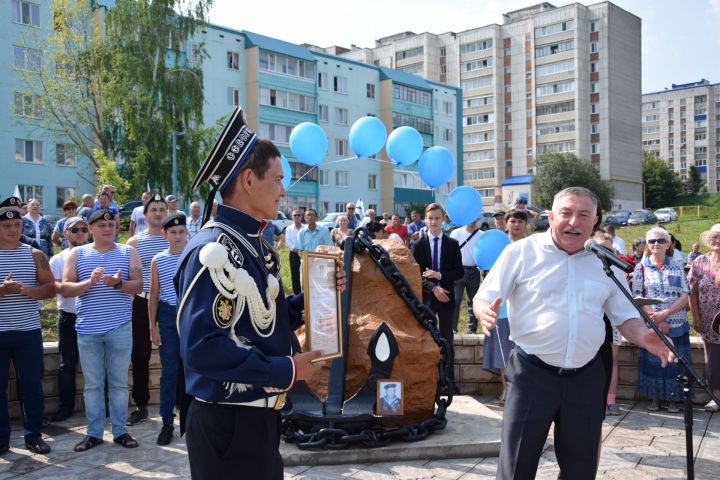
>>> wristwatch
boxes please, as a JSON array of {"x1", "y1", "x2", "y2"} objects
[{"x1": 113, "y1": 279, "x2": 123, "y2": 290}]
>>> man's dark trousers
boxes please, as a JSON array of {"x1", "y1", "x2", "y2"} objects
[
  {"x1": 131, "y1": 296, "x2": 152, "y2": 407},
  {"x1": 57, "y1": 310, "x2": 79, "y2": 415},
  {"x1": 289, "y1": 251, "x2": 301, "y2": 295}
]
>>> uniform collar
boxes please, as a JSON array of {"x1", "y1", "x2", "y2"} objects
[{"x1": 214, "y1": 204, "x2": 267, "y2": 237}]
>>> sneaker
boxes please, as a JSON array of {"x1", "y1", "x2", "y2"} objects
[
  {"x1": 705, "y1": 400, "x2": 719, "y2": 412},
  {"x1": 606, "y1": 404, "x2": 621, "y2": 416},
  {"x1": 125, "y1": 407, "x2": 149, "y2": 426},
  {"x1": 156, "y1": 423, "x2": 174, "y2": 446}
]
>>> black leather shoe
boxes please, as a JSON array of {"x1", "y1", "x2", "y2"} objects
[
  {"x1": 126, "y1": 407, "x2": 149, "y2": 426},
  {"x1": 25, "y1": 437, "x2": 51, "y2": 454},
  {"x1": 156, "y1": 423, "x2": 174, "y2": 446}
]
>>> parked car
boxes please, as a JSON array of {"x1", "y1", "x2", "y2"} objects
[
  {"x1": 603, "y1": 210, "x2": 631, "y2": 226},
  {"x1": 317, "y1": 212, "x2": 362, "y2": 230},
  {"x1": 534, "y1": 210, "x2": 550, "y2": 231},
  {"x1": 628, "y1": 209, "x2": 657, "y2": 225},
  {"x1": 478, "y1": 212, "x2": 495, "y2": 231},
  {"x1": 654, "y1": 208, "x2": 678, "y2": 223},
  {"x1": 272, "y1": 211, "x2": 293, "y2": 232},
  {"x1": 119, "y1": 199, "x2": 143, "y2": 218}
]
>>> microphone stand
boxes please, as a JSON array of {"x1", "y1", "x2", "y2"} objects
[{"x1": 597, "y1": 255, "x2": 720, "y2": 480}]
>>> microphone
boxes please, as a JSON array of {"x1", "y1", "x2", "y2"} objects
[{"x1": 584, "y1": 239, "x2": 634, "y2": 273}]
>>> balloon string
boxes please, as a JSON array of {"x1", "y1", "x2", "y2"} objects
[{"x1": 285, "y1": 154, "x2": 400, "y2": 191}]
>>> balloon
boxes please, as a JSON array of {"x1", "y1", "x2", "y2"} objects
[
  {"x1": 473, "y1": 229, "x2": 511, "y2": 270},
  {"x1": 446, "y1": 186, "x2": 483, "y2": 227},
  {"x1": 349, "y1": 116, "x2": 387, "y2": 157},
  {"x1": 280, "y1": 155, "x2": 292, "y2": 190},
  {"x1": 418, "y1": 146, "x2": 455, "y2": 188},
  {"x1": 289, "y1": 122, "x2": 327, "y2": 166},
  {"x1": 386, "y1": 126, "x2": 423, "y2": 166}
]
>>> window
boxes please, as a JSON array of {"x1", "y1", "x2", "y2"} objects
[
  {"x1": 463, "y1": 168, "x2": 495, "y2": 181},
  {"x1": 368, "y1": 174, "x2": 377, "y2": 189},
  {"x1": 15, "y1": 138, "x2": 42, "y2": 163},
  {"x1": 591, "y1": 143, "x2": 599, "y2": 154},
  {"x1": 258, "y1": 50, "x2": 315, "y2": 80},
  {"x1": 465, "y1": 95, "x2": 494, "y2": 108},
  {"x1": 56, "y1": 187, "x2": 75, "y2": 209},
  {"x1": 590, "y1": 21, "x2": 597, "y2": 32},
  {"x1": 259, "y1": 88, "x2": 315, "y2": 113},
  {"x1": 395, "y1": 46, "x2": 423, "y2": 60},
  {"x1": 443, "y1": 101, "x2": 453, "y2": 115},
  {"x1": 188, "y1": 43, "x2": 201, "y2": 64},
  {"x1": 536, "y1": 100, "x2": 575, "y2": 116},
  {"x1": 463, "y1": 150, "x2": 494, "y2": 161},
  {"x1": 591, "y1": 82, "x2": 599, "y2": 93},
  {"x1": 336, "y1": 139, "x2": 348, "y2": 156},
  {"x1": 695, "y1": 132, "x2": 707, "y2": 141},
  {"x1": 439, "y1": 47, "x2": 446, "y2": 58},
  {"x1": 461, "y1": 76, "x2": 493, "y2": 90},
  {"x1": 642, "y1": 101, "x2": 660, "y2": 110},
  {"x1": 18, "y1": 185, "x2": 42, "y2": 205},
  {"x1": 642, "y1": 114, "x2": 659, "y2": 122},
  {"x1": 392, "y1": 112, "x2": 433, "y2": 135},
  {"x1": 258, "y1": 122, "x2": 292, "y2": 144},
  {"x1": 463, "y1": 58, "x2": 493, "y2": 72},
  {"x1": 537, "y1": 121, "x2": 576, "y2": 136},
  {"x1": 13, "y1": 45, "x2": 40, "y2": 71},
  {"x1": 536, "y1": 59, "x2": 574, "y2": 77},
  {"x1": 459, "y1": 39, "x2": 492, "y2": 55},
  {"x1": 319, "y1": 169, "x2": 329, "y2": 186},
  {"x1": 478, "y1": 188, "x2": 495, "y2": 198},
  {"x1": 668, "y1": 99, "x2": 674, "y2": 107},
  {"x1": 14, "y1": 92, "x2": 42, "y2": 118},
  {"x1": 591, "y1": 103, "x2": 599, "y2": 114},
  {"x1": 227, "y1": 51, "x2": 239, "y2": 70},
  {"x1": 591, "y1": 123, "x2": 599, "y2": 134},
  {"x1": 535, "y1": 20, "x2": 575, "y2": 38},
  {"x1": 11, "y1": 0, "x2": 40, "y2": 26},
  {"x1": 318, "y1": 72, "x2": 328, "y2": 89},
  {"x1": 366, "y1": 83, "x2": 375, "y2": 99},
  {"x1": 290, "y1": 162, "x2": 318, "y2": 181},
  {"x1": 335, "y1": 202, "x2": 345, "y2": 212},
  {"x1": 318, "y1": 104, "x2": 328, "y2": 122},
  {"x1": 335, "y1": 170, "x2": 348, "y2": 187},
  {"x1": 333, "y1": 76, "x2": 348, "y2": 94},
  {"x1": 442, "y1": 128, "x2": 453, "y2": 142},
  {"x1": 642, "y1": 126, "x2": 660, "y2": 135},
  {"x1": 227, "y1": 87, "x2": 240, "y2": 106},
  {"x1": 56, "y1": 144, "x2": 75, "y2": 166},
  {"x1": 536, "y1": 80, "x2": 575, "y2": 97},
  {"x1": 465, "y1": 113, "x2": 494, "y2": 126},
  {"x1": 537, "y1": 141, "x2": 576, "y2": 154},
  {"x1": 464, "y1": 132, "x2": 494, "y2": 144},
  {"x1": 320, "y1": 202, "x2": 329, "y2": 215},
  {"x1": 334, "y1": 107, "x2": 348, "y2": 125},
  {"x1": 535, "y1": 40, "x2": 574, "y2": 58},
  {"x1": 393, "y1": 84, "x2": 431, "y2": 105},
  {"x1": 55, "y1": 55, "x2": 73, "y2": 76},
  {"x1": 590, "y1": 62, "x2": 597, "y2": 73},
  {"x1": 590, "y1": 42, "x2": 599, "y2": 53},
  {"x1": 680, "y1": 98, "x2": 686, "y2": 106}
]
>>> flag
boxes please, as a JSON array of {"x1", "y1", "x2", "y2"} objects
[
  {"x1": 355, "y1": 198, "x2": 365, "y2": 219},
  {"x1": 12, "y1": 185, "x2": 22, "y2": 201}
]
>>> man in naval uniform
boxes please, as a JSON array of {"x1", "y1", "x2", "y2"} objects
[{"x1": 175, "y1": 107, "x2": 345, "y2": 480}]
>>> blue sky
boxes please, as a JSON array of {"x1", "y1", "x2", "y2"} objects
[{"x1": 209, "y1": 0, "x2": 720, "y2": 93}]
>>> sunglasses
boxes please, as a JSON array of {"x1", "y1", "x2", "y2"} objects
[
  {"x1": 69, "y1": 227, "x2": 89, "y2": 233},
  {"x1": 647, "y1": 238, "x2": 668, "y2": 245},
  {"x1": 347, "y1": 207, "x2": 355, "y2": 210}
]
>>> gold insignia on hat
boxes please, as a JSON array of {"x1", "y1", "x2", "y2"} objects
[
  {"x1": 103, "y1": 212, "x2": 111, "y2": 220},
  {"x1": 213, "y1": 295, "x2": 234, "y2": 328},
  {"x1": 174, "y1": 218, "x2": 179, "y2": 225}
]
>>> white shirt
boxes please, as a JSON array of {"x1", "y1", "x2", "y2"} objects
[
  {"x1": 450, "y1": 227, "x2": 482, "y2": 267},
  {"x1": 49, "y1": 249, "x2": 76, "y2": 313},
  {"x1": 474, "y1": 231, "x2": 636, "y2": 368},
  {"x1": 130, "y1": 206, "x2": 147, "y2": 234},
  {"x1": 427, "y1": 231, "x2": 443, "y2": 270},
  {"x1": 284, "y1": 223, "x2": 301, "y2": 251},
  {"x1": 612, "y1": 235, "x2": 626, "y2": 254}
]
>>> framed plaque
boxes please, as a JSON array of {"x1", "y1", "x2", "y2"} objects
[
  {"x1": 376, "y1": 379, "x2": 403, "y2": 416},
  {"x1": 302, "y1": 251, "x2": 342, "y2": 362}
]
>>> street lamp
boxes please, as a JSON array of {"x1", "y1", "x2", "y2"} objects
[{"x1": 172, "y1": 130, "x2": 185, "y2": 196}]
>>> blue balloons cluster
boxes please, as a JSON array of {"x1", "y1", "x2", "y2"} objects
[
  {"x1": 349, "y1": 116, "x2": 387, "y2": 157},
  {"x1": 418, "y1": 146, "x2": 455, "y2": 188},
  {"x1": 289, "y1": 122, "x2": 327, "y2": 166},
  {"x1": 473, "y1": 230, "x2": 510, "y2": 270},
  {"x1": 280, "y1": 155, "x2": 292, "y2": 190},
  {"x1": 386, "y1": 126, "x2": 423, "y2": 166},
  {"x1": 446, "y1": 186, "x2": 483, "y2": 227}
]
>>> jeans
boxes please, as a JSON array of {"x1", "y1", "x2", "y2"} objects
[
  {"x1": 0, "y1": 329, "x2": 44, "y2": 443},
  {"x1": 57, "y1": 310, "x2": 79, "y2": 415},
  {"x1": 157, "y1": 302, "x2": 180, "y2": 424},
  {"x1": 453, "y1": 267, "x2": 481, "y2": 333},
  {"x1": 77, "y1": 321, "x2": 132, "y2": 439}
]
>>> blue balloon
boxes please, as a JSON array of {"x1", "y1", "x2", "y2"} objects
[
  {"x1": 418, "y1": 146, "x2": 455, "y2": 188},
  {"x1": 386, "y1": 126, "x2": 423, "y2": 166},
  {"x1": 473, "y1": 229, "x2": 511, "y2": 270},
  {"x1": 280, "y1": 155, "x2": 292, "y2": 190},
  {"x1": 446, "y1": 186, "x2": 483, "y2": 227},
  {"x1": 349, "y1": 116, "x2": 387, "y2": 157},
  {"x1": 289, "y1": 122, "x2": 327, "y2": 166}
]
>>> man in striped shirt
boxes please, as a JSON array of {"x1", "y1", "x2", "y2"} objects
[
  {"x1": 0, "y1": 196, "x2": 55, "y2": 455},
  {"x1": 148, "y1": 213, "x2": 188, "y2": 445},
  {"x1": 126, "y1": 194, "x2": 169, "y2": 426},
  {"x1": 62, "y1": 209, "x2": 143, "y2": 451}
]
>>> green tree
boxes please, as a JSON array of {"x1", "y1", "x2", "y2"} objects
[
  {"x1": 532, "y1": 153, "x2": 614, "y2": 211},
  {"x1": 20, "y1": 0, "x2": 212, "y2": 197},
  {"x1": 684, "y1": 165, "x2": 704, "y2": 196},
  {"x1": 642, "y1": 152, "x2": 683, "y2": 209}
]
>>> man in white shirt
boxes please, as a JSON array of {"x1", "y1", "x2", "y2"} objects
[
  {"x1": 129, "y1": 192, "x2": 151, "y2": 236},
  {"x1": 186, "y1": 202, "x2": 202, "y2": 239},
  {"x1": 283, "y1": 209, "x2": 304, "y2": 294},
  {"x1": 450, "y1": 218, "x2": 482, "y2": 334},
  {"x1": 474, "y1": 186, "x2": 673, "y2": 479},
  {"x1": 604, "y1": 224, "x2": 626, "y2": 254},
  {"x1": 359, "y1": 208, "x2": 376, "y2": 228}
]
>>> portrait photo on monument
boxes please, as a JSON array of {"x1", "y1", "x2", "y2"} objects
[{"x1": 376, "y1": 379, "x2": 403, "y2": 416}]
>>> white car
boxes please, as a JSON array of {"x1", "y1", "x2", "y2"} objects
[
  {"x1": 271, "y1": 211, "x2": 293, "y2": 232},
  {"x1": 317, "y1": 212, "x2": 362, "y2": 230},
  {"x1": 654, "y1": 208, "x2": 678, "y2": 223}
]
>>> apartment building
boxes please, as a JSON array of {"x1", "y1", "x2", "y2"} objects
[
  {"x1": 2, "y1": 1, "x2": 461, "y2": 216},
  {"x1": 641, "y1": 79, "x2": 720, "y2": 192},
  {"x1": 341, "y1": 1, "x2": 643, "y2": 210}
]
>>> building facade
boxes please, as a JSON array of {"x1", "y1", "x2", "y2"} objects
[
  {"x1": 2, "y1": 1, "x2": 461, "y2": 216},
  {"x1": 340, "y1": 1, "x2": 643, "y2": 210},
  {"x1": 641, "y1": 79, "x2": 720, "y2": 193}
]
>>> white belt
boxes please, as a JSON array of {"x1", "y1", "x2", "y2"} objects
[
  {"x1": 196, "y1": 393, "x2": 286, "y2": 410},
  {"x1": 136, "y1": 292, "x2": 149, "y2": 300}
]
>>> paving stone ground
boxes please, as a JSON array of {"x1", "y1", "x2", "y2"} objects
[{"x1": 1, "y1": 397, "x2": 718, "y2": 479}]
